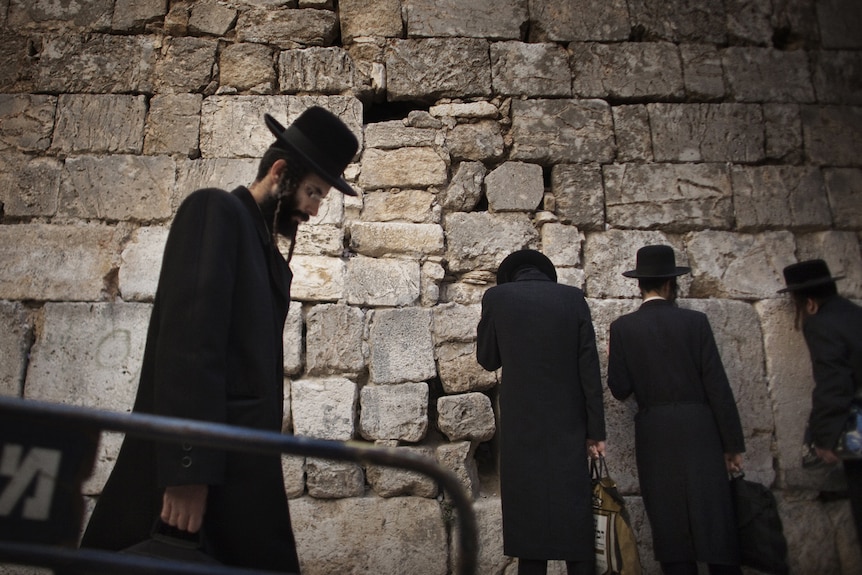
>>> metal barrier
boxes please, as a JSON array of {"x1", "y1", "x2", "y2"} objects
[{"x1": 0, "y1": 396, "x2": 478, "y2": 575}]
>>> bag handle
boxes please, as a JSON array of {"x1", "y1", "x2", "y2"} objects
[{"x1": 590, "y1": 454, "x2": 609, "y2": 480}]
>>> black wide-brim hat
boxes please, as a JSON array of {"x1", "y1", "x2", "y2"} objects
[
  {"x1": 622, "y1": 244, "x2": 690, "y2": 278},
  {"x1": 496, "y1": 249, "x2": 557, "y2": 284},
  {"x1": 778, "y1": 259, "x2": 844, "y2": 293},
  {"x1": 264, "y1": 107, "x2": 359, "y2": 196}
]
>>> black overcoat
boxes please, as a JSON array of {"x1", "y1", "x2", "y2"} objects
[
  {"x1": 477, "y1": 269, "x2": 605, "y2": 561},
  {"x1": 607, "y1": 299, "x2": 745, "y2": 564},
  {"x1": 80, "y1": 187, "x2": 300, "y2": 572}
]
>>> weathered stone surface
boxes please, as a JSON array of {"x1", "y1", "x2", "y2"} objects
[
  {"x1": 291, "y1": 377, "x2": 357, "y2": 440},
  {"x1": 484, "y1": 161, "x2": 543, "y2": 213},
  {"x1": 732, "y1": 166, "x2": 831, "y2": 231},
  {"x1": 451, "y1": 497, "x2": 506, "y2": 575},
  {"x1": 349, "y1": 222, "x2": 444, "y2": 257},
  {"x1": 404, "y1": 0, "x2": 526, "y2": 39},
  {"x1": 796, "y1": 230, "x2": 862, "y2": 299},
  {"x1": 763, "y1": 103, "x2": 803, "y2": 163},
  {"x1": 366, "y1": 443, "x2": 438, "y2": 498},
  {"x1": 360, "y1": 189, "x2": 439, "y2": 223},
  {"x1": 510, "y1": 99, "x2": 615, "y2": 164},
  {"x1": 368, "y1": 307, "x2": 436, "y2": 385},
  {"x1": 723, "y1": 47, "x2": 815, "y2": 103},
  {"x1": 550, "y1": 164, "x2": 605, "y2": 230},
  {"x1": 359, "y1": 147, "x2": 448, "y2": 189},
  {"x1": 364, "y1": 121, "x2": 436, "y2": 149},
  {"x1": 306, "y1": 458, "x2": 364, "y2": 498},
  {"x1": 0, "y1": 94, "x2": 55, "y2": 152},
  {"x1": 0, "y1": 225, "x2": 121, "y2": 301},
  {"x1": 282, "y1": 454, "x2": 305, "y2": 499},
  {"x1": 52, "y1": 94, "x2": 146, "y2": 154},
  {"x1": 236, "y1": 7, "x2": 339, "y2": 47},
  {"x1": 174, "y1": 158, "x2": 259, "y2": 210},
  {"x1": 778, "y1": 494, "x2": 845, "y2": 573},
  {"x1": 604, "y1": 163, "x2": 733, "y2": 231},
  {"x1": 154, "y1": 36, "x2": 218, "y2": 93},
  {"x1": 188, "y1": 1, "x2": 237, "y2": 36},
  {"x1": 291, "y1": 496, "x2": 448, "y2": 575},
  {"x1": 290, "y1": 255, "x2": 345, "y2": 302},
  {"x1": 385, "y1": 38, "x2": 492, "y2": 101},
  {"x1": 686, "y1": 231, "x2": 797, "y2": 299},
  {"x1": 59, "y1": 155, "x2": 175, "y2": 221},
  {"x1": 444, "y1": 120, "x2": 505, "y2": 162},
  {"x1": 725, "y1": 0, "x2": 773, "y2": 45},
  {"x1": 612, "y1": 105, "x2": 652, "y2": 162},
  {"x1": 527, "y1": 0, "x2": 630, "y2": 42},
  {"x1": 359, "y1": 382, "x2": 429, "y2": 442},
  {"x1": 679, "y1": 43, "x2": 725, "y2": 100},
  {"x1": 444, "y1": 212, "x2": 538, "y2": 274},
  {"x1": 435, "y1": 441, "x2": 479, "y2": 498},
  {"x1": 0, "y1": 153, "x2": 61, "y2": 217},
  {"x1": 283, "y1": 301, "x2": 304, "y2": 376},
  {"x1": 802, "y1": 105, "x2": 862, "y2": 166},
  {"x1": 119, "y1": 226, "x2": 169, "y2": 301},
  {"x1": 279, "y1": 47, "x2": 356, "y2": 94},
  {"x1": 25, "y1": 303, "x2": 150, "y2": 412},
  {"x1": 0, "y1": 302, "x2": 31, "y2": 397},
  {"x1": 430, "y1": 101, "x2": 498, "y2": 119},
  {"x1": 144, "y1": 93, "x2": 202, "y2": 156},
  {"x1": 436, "y1": 341, "x2": 497, "y2": 394},
  {"x1": 431, "y1": 303, "x2": 481, "y2": 344},
  {"x1": 338, "y1": 0, "x2": 402, "y2": 42},
  {"x1": 112, "y1": 0, "x2": 168, "y2": 31},
  {"x1": 627, "y1": 0, "x2": 727, "y2": 43},
  {"x1": 571, "y1": 42, "x2": 684, "y2": 100},
  {"x1": 9, "y1": 0, "x2": 113, "y2": 28},
  {"x1": 305, "y1": 304, "x2": 366, "y2": 376},
  {"x1": 490, "y1": 41, "x2": 571, "y2": 97},
  {"x1": 649, "y1": 103, "x2": 765, "y2": 163},
  {"x1": 812, "y1": 50, "x2": 862, "y2": 105},
  {"x1": 219, "y1": 43, "x2": 276, "y2": 94},
  {"x1": 437, "y1": 392, "x2": 496, "y2": 442},
  {"x1": 0, "y1": 32, "x2": 30, "y2": 92},
  {"x1": 345, "y1": 256, "x2": 421, "y2": 307},
  {"x1": 541, "y1": 223, "x2": 583, "y2": 269},
  {"x1": 421, "y1": 260, "x2": 445, "y2": 306},
  {"x1": 440, "y1": 161, "x2": 486, "y2": 212},
  {"x1": 824, "y1": 168, "x2": 862, "y2": 229},
  {"x1": 816, "y1": 0, "x2": 862, "y2": 49}
]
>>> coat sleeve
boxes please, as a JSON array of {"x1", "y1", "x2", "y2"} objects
[
  {"x1": 699, "y1": 314, "x2": 745, "y2": 454},
  {"x1": 476, "y1": 290, "x2": 501, "y2": 371},
  {"x1": 578, "y1": 297, "x2": 606, "y2": 441},
  {"x1": 152, "y1": 189, "x2": 240, "y2": 487},
  {"x1": 607, "y1": 320, "x2": 633, "y2": 401}
]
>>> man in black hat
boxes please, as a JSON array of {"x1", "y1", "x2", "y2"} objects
[
  {"x1": 607, "y1": 245, "x2": 745, "y2": 575},
  {"x1": 476, "y1": 249, "x2": 606, "y2": 575},
  {"x1": 78, "y1": 107, "x2": 359, "y2": 572},
  {"x1": 780, "y1": 259, "x2": 862, "y2": 547}
]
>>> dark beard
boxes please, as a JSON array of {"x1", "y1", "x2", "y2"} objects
[{"x1": 258, "y1": 183, "x2": 307, "y2": 238}]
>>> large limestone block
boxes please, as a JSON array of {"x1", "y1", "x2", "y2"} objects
[
  {"x1": 0, "y1": 224, "x2": 121, "y2": 301},
  {"x1": 52, "y1": 94, "x2": 146, "y2": 154},
  {"x1": 612, "y1": 105, "x2": 653, "y2": 162},
  {"x1": 813, "y1": 50, "x2": 862, "y2": 105},
  {"x1": 306, "y1": 304, "x2": 366, "y2": 377},
  {"x1": 825, "y1": 168, "x2": 862, "y2": 229},
  {"x1": 174, "y1": 158, "x2": 259, "y2": 212},
  {"x1": 9, "y1": 0, "x2": 111, "y2": 27},
  {"x1": 421, "y1": 260, "x2": 445, "y2": 306},
  {"x1": 404, "y1": 0, "x2": 527, "y2": 39},
  {"x1": 282, "y1": 454, "x2": 305, "y2": 499},
  {"x1": 732, "y1": 166, "x2": 831, "y2": 231},
  {"x1": 283, "y1": 301, "x2": 304, "y2": 376},
  {"x1": 366, "y1": 443, "x2": 438, "y2": 498},
  {"x1": 763, "y1": 103, "x2": 803, "y2": 164},
  {"x1": 725, "y1": 0, "x2": 773, "y2": 45},
  {"x1": 778, "y1": 494, "x2": 844, "y2": 574},
  {"x1": 485, "y1": 161, "x2": 543, "y2": 213},
  {"x1": 451, "y1": 497, "x2": 507, "y2": 575},
  {"x1": 292, "y1": 224, "x2": 344, "y2": 257},
  {"x1": 527, "y1": 0, "x2": 630, "y2": 42},
  {"x1": 430, "y1": 102, "x2": 498, "y2": 119},
  {"x1": 440, "y1": 161, "x2": 486, "y2": 213},
  {"x1": 686, "y1": 231, "x2": 797, "y2": 299},
  {"x1": 154, "y1": 37, "x2": 217, "y2": 93},
  {"x1": 291, "y1": 496, "x2": 448, "y2": 575},
  {"x1": 648, "y1": 103, "x2": 765, "y2": 163},
  {"x1": 360, "y1": 189, "x2": 439, "y2": 223},
  {"x1": 290, "y1": 255, "x2": 345, "y2": 302},
  {"x1": 437, "y1": 392, "x2": 496, "y2": 442},
  {"x1": 550, "y1": 164, "x2": 605, "y2": 230},
  {"x1": 364, "y1": 121, "x2": 437, "y2": 150},
  {"x1": 0, "y1": 94, "x2": 56, "y2": 152},
  {"x1": 236, "y1": 6, "x2": 339, "y2": 47},
  {"x1": 604, "y1": 163, "x2": 733, "y2": 231},
  {"x1": 436, "y1": 341, "x2": 497, "y2": 394},
  {"x1": 219, "y1": 43, "x2": 276, "y2": 94},
  {"x1": 385, "y1": 38, "x2": 492, "y2": 101},
  {"x1": 119, "y1": 226, "x2": 169, "y2": 301},
  {"x1": 349, "y1": 222, "x2": 444, "y2": 258},
  {"x1": 144, "y1": 93, "x2": 203, "y2": 157},
  {"x1": 359, "y1": 147, "x2": 448, "y2": 189},
  {"x1": 490, "y1": 41, "x2": 571, "y2": 97},
  {"x1": 112, "y1": 0, "x2": 169, "y2": 32},
  {"x1": 0, "y1": 302, "x2": 31, "y2": 397},
  {"x1": 679, "y1": 44, "x2": 725, "y2": 100},
  {"x1": 626, "y1": 0, "x2": 727, "y2": 43},
  {"x1": 338, "y1": 0, "x2": 402, "y2": 42},
  {"x1": 444, "y1": 120, "x2": 505, "y2": 162},
  {"x1": 571, "y1": 42, "x2": 684, "y2": 100},
  {"x1": 435, "y1": 441, "x2": 479, "y2": 498},
  {"x1": 291, "y1": 377, "x2": 357, "y2": 441},
  {"x1": 279, "y1": 47, "x2": 357, "y2": 95},
  {"x1": 796, "y1": 230, "x2": 862, "y2": 299},
  {"x1": 431, "y1": 303, "x2": 481, "y2": 344},
  {"x1": 188, "y1": 1, "x2": 237, "y2": 36},
  {"x1": 816, "y1": 0, "x2": 862, "y2": 49},
  {"x1": 368, "y1": 307, "x2": 436, "y2": 385},
  {"x1": 510, "y1": 99, "x2": 615, "y2": 164},
  {"x1": 60, "y1": 155, "x2": 176, "y2": 221},
  {"x1": 359, "y1": 382, "x2": 429, "y2": 442},
  {"x1": 345, "y1": 256, "x2": 421, "y2": 307},
  {"x1": 0, "y1": 153, "x2": 61, "y2": 217},
  {"x1": 306, "y1": 458, "x2": 365, "y2": 499},
  {"x1": 542, "y1": 222, "x2": 583, "y2": 269},
  {"x1": 444, "y1": 211, "x2": 539, "y2": 274},
  {"x1": 722, "y1": 47, "x2": 815, "y2": 103},
  {"x1": 802, "y1": 105, "x2": 862, "y2": 167}
]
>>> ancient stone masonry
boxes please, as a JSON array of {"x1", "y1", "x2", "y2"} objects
[{"x1": 1, "y1": 0, "x2": 861, "y2": 573}]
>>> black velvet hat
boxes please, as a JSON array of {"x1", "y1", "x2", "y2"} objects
[
  {"x1": 778, "y1": 259, "x2": 844, "y2": 293},
  {"x1": 622, "y1": 245, "x2": 690, "y2": 278},
  {"x1": 496, "y1": 249, "x2": 557, "y2": 284},
  {"x1": 264, "y1": 107, "x2": 359, "y2": 196}
]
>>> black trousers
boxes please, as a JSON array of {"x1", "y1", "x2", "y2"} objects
[
  {"x1": 845, "y1": 458, "x2": 862, "y2": 549},
  {"x1": 660, "y1": 562, "x2": 742, "y2": 575},
  {"x1": 518, "y1": 558, "x2": 594, "y2": 575}
]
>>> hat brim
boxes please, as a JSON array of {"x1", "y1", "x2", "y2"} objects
[
  {"x1": 777, "y1": 275, "x2": 844, "y2": 293},
  {"x1": 497, "y1": 250, "x2": 557, "y2": 284},
  {"x1": 264, "y1": 113, "x2": 357, "y2": 196},
  {"x1": 622, "y1": 266, "x2": 690, "y2": 278}
]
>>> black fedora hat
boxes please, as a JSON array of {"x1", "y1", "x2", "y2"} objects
[
  {"x1": 496, "y1": 249, "x2": 557, "y2": 284},
  {"x1": 622, "y1": 245, "x2": 690, "y2": 278},
  {"x1": 264, "y1": 107, "x2": 359, "y2": 196},
  {"x1": 778, "y1": 259, "x2": 844, "y2": 293}
]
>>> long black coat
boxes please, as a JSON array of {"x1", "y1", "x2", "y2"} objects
[
  {"x1": 477, "y1": 269, "x2": 605, "y2": 561},
  {"x1": 81, "y1": 187, "x2": 300, "y2": 572},
  {"x1": 607, "y1": 299, "x2": 745, "y2": 564}
]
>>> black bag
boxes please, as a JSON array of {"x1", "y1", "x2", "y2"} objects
[
  {"x1": 122, "y1": 520, "x2": 220, "y2": 564},
  {"x1": 729, "y1": 473, "x2": 789, "y2": 575}
]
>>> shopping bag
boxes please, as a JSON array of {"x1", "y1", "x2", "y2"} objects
[
  {"x1": 592, "y1": 456, "x2": 642, "y2": 575},
  {"x1": 729, "y1": 473, "x2": 789, "y2": 575}
]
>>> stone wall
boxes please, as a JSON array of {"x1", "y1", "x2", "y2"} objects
[{"x1": 1, "y1": 0, "x2": 861, "y2": 574}]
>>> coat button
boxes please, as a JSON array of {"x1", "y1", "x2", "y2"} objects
[
  {"x1": 181, "y1": 456, "x2": 192, "y2": 468},
  {"x1": 182, "y1": 443, "x2": 193, "y2": 452}
]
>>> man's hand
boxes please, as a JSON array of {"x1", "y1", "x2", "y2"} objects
[
  {"x1": 815, "y1": 446, "x2": 840, "y2": 464},
  {"x1": 724, "y1": 453, "x2": 743, "y2": 474},
  {"x1": 161, "y1": 484, "x2": 208, "y2": 533},
  {"x1": 587, "y1": 439, "x2": 606, "y2": 460}
]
